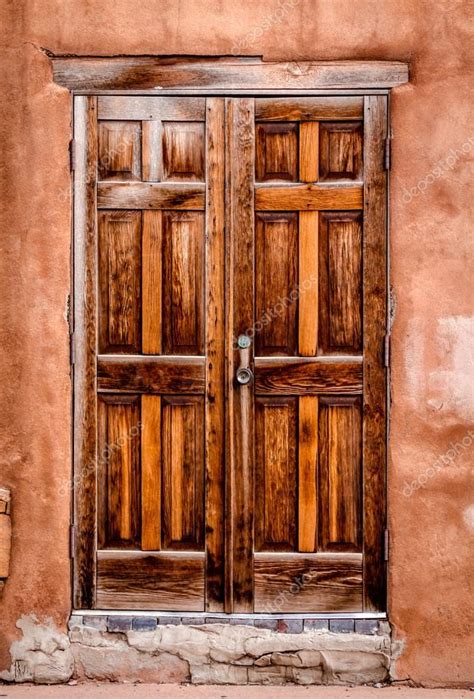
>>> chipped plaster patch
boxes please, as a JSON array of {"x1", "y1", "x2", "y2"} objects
[
  {"x1": 404, "y1": 315, "x2": 474, "y2": 425},
  {"x1": 427, "y1": 316, "x2": 474, "y2": 422},
  {"x1": 462, "y1": 504, "x2": 474, "y2": 533},
  {"x1": 0, "y1": 614, "x2": 73, "y2": 684}
]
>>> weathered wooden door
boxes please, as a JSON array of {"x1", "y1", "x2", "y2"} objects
[{"x1": 73, "y1": 94, "x2": 387, "y2": 613}]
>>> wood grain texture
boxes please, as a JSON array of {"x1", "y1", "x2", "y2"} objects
[
  {"x1": 141, "y1": 395, "x2": 161, "y2": 550},
  {"x1": 98, "y1": 96, "x2": 206, "y2": 121},
  {"x1": 299, "y1": 122, "x2": 319, "y2": 182},
  {"x1": 254, "y1": 553, "x2": 363, "y2": 612},
  {"x1": 363, "y1": 95, "x2": 387, "y2": 612},
  {"x1": 255, "y1": 357, "x2": 363, "y2": 395},
  {"x1": 142, "y1": 211, "x2": 162, "y2": 354},
  {"x1": 255, "y1": 397, "x2": 297, "y2": 552},
  {"x1": 319, "y1": 212, "x2": 362, "y2": 354},
  {"x1": 319, "y1": 122, "x2": 363, "y2": 181},
  {"x1": 98, "y1": 121, "x2": 141, "y2": 181},
  {"x1": 256, "y1": 123, "x2": 298, "y2": 182},
  {"x1": 298, "y1": 396, "x2": 318, "y2": 552},
  {"x1": 162, "y1": 211, "x2": 204, "y2": 355},
  {"x1": 98, "y1": 355, "x2": 205, "y2": 394},
  {"x1": 255, "y1": 183, "x2": 363, "y2": 211},
  {"x1": 142, "y1": 120, "x2": 163, "y2": 182},
  {"x1": 98, "y1": 211, "x2": 141, "y2": 354},
  {"x1": 226, "y1": 98, "x2": 255, "y2": 612},
  {"x1": 163, "y1": 122, "x2": 205, "y2": 181},
  {"x1": 97, "y1": 551, "x2": 205, "y2": 610},
  {"x1": 298, "y1": 211, "x2": 318, "y2": 356},
  {"x1": 319, "y1": 396, "x2": 362, "y2": 553},
  {"x1": 161, "y1": 396, "x2": 204, "y2": 551},
  {"x1": 205, "y1": 98, "x2": 226, "y2": 610},
  {"x1": 73, "y1": 96, "x2": 98, "y2": 608},
  {"x1": 255, "y1": 212, "x2": 298, "y2": 356},
  {"x1": 53, "y1": 57, "x2": 409, "y2": 91},
  {"x1": 255, "y1": 97, "x2": 364, "y2": 121},
  {"x1": 97, "y1": 182, "x2": 205, "y2": 210},
  {"x1": 97, "y1": 394, "x2": 141, "y2": 550}
]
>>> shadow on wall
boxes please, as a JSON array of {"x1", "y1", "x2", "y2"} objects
[{"x1": 0, "y1": 488, "x2": 11, "y2": 595}]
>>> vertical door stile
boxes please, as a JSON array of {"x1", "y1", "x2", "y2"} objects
[
  {"x1": 73, "y1": 96, "x2": 98, "y2": 609},
  {"x1": 226, "y1": 98, "x2": 256, "y2": 613},
  {"x1": 362, "y1": 95, "x2": 388, "y2": 611},
  {"x1": 224, "y1": 98, "x2": 234, "y2": 613},
  {"x1": 205, "y1": 98, "x2": 226, "y2": 611}
]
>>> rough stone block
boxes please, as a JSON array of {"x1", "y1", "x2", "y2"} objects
[
  {"x1": 82, "y1": 616, "x2": 107, "y2": 631},
  {"x1": 329, "y1": 619, "x2": 355, "y2": 633},
  {"x1": 245, "y1": 626, "x2": 385, "y2": 658},
  {"x1": 254, "y1": 654, "x2": 272, "y2": 666},
  {"x1": 321, "y1": 649, "x2": 389, "y2": 684},
  {"x1": 191, "y1": 663, "x2": 248, "y2": 684},
  {"x1": 378, "y1": 621, "x2": 391, "y2": 635},
  {"x1": 355, "y1": 619, "x2": 379, "y2": 635},
  {"x1": 67, "y1": 616, "x2": 82, "y2": 631},
  {"x1": 158, "y1": 624, "x2": 211, "y2": 664},
  {"x1": 107, "y1": 617, "x2": 133, "y2": 632},
  {"x1": 297, "y1": 649, "x2": 323, "y2": 667},
  {"x1": 304, "y1": 619, "x2": 329, "y2": 631},
  {"x1": 270, "y1": 651, "x2": 303, "y2": 666},
  {"x1": 248, "y1": 665, "x2": 287, "y2": 685},
  {"x1": 126, "y1": 629, "x2": 162, "y2": 653},
  {"x1": 73, "y1": 644, "x2": 188, "y2": 683},
  {"x1": 288, "y1": 666, "x2": 324, "y2": 684},
  {"x1": 207, "y1": 623, "x2": 258, "y2": 664}
]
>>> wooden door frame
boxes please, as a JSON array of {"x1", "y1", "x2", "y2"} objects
[{"x1": 62, "y1": 56, "x2": 409, "y2": 612}]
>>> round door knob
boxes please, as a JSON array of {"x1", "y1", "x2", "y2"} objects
[
  {"x1": 236, "y1": 367, "x2": 253, "y2": 385},
  {"x1": 237, "y1": 334, "x2": 252, "y2": 349}
]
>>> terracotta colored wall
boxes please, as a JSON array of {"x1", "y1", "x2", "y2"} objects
[{"x1": 0, "y1": 0, "x2": 472, "y2": 688}]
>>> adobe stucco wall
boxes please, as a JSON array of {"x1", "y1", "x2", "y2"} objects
[{"x1": 0, "y1": 0, "x2": 472, "y2": 688}]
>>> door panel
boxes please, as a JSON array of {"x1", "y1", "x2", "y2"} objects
[
  {"x1": 98, "y1": 210, "x2": 141, "y2": 354},
  {"x1": 319, "y1": 121, "x2": 363, "y2": 181},
  {"x1": 98, "y1": 121, "x2": 141, "y2": 181},
  {"x1": 255, "y1": 396, "x2": 298, "y2": 552},
  {"x1": 318, "y1": 396, "x2": 362, "y2": 552},
  {"x1": 255, "y1": 212, "x2": 298, "y2": 356},
  {"x1": 319, "y1": 211, "x2": 363, "y2": 354},
  {"x1": 74, "y1": 95, "x2": 225, "y2": 611},
  {"x1": 161, "y1": 395, "x2": 204, "y2": 551},
  {"x1": 161, "y1": 211, "x2": 204, "y2": 355},
  {"x1": 227, "y1": 96, "x2": 386, "y2": 613},
  {"x1": 74, "y1": 94, "x2": 387, "y2": 613},
  {"x1": 97, "y1": 394, "x2": 141, "y2": 550}
]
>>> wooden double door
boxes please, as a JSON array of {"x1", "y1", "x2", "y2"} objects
[{"x1": 73, "y1": 94, "x2": 387, "y2": 613}]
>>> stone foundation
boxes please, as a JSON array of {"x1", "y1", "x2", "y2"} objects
[{"x1": 1, "y1": 614, "x2": 395, "y2": 685}]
